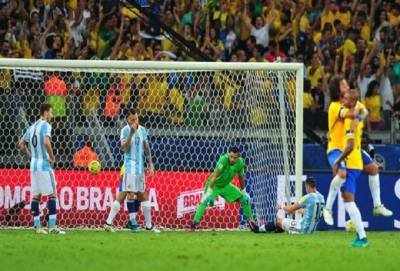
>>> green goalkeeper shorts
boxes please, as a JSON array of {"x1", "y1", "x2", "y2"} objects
[{"x1": 204, "y1": 180, "x2": 242, "y2": 203}]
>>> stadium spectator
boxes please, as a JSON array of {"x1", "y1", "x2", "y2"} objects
[
  {"x1": 364, "y1": 80, "x2": 384, "y2": 131},
  {"x1": 73, "y1": 138, "x2": 99, "y2": 169}
]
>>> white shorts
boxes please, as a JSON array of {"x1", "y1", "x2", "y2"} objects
[
  {"x1": 282, "y1": 218, "x2": 303, "y2": 234},
  {"x1": 121, "y1": 173, "x2": 145, "y2": 192},
  {"x1": 31, "y1": 170, "x2": 57, "y2": 196}
]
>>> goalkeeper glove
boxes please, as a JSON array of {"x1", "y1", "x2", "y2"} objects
[
  {"x1": 241, "y1": 189, "x2": 251, "y2": 204},
  {"x1": 202, "y1": 189, "x2": 215, "y2": 207}
]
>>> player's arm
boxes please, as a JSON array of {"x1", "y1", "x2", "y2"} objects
[
  {"x1": 18, "y1": 139, "x2": 30, "y2": 157},
  {"x1": 44, "y1": 136, "x2": 56, "y2": 167},
  {"x1": 332, "y1": 119, "x2": 358, "y2": 174},
  {"x1": 121, "y1": 127, "x2": 136, "y2": 153},
  {"x1": 143, "y1": 141, "x2": 154, "y2": 177},
  {"x1": 208, "y1": 168, "x2": 221, "y2": 190},
  {"x1": 278, "y1": 203, "x2": 302, "y2": 214}
]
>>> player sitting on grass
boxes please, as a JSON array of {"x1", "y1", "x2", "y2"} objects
[
  {"x1": 104, "y1": 109, "x2": 156, "y2": 233},
  {"x1": 190, "y1": 147, "x2": 257, "y2": 231},
  {"x1": 104, "y1": 165, "x2": 160, "y2": 233},
  {"x1": 251, "y1": 177, "x2": 324, "y2": 234}
]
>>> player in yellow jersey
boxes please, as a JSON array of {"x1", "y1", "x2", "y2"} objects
[
  {"x1": 332, "y1": 89, "x2": 368, "y2": 248},
  {"x1": 323, "y1": 76, "x2": 362, "y2": 225},
  {"x1": 323, "y1": 76, "x2": 392, "y2": 225}
]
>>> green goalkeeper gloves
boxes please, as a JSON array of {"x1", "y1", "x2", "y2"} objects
[
  {"x1": 241, "y1": 189, "x2": 251, "y2": 204},
  {"x1": 202, "y1": 189, "x2": 215, "y2": 207}
]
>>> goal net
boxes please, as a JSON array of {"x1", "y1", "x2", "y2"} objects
[{"x1": 0, "y1": 59, "x2": 303, "y2": 229}]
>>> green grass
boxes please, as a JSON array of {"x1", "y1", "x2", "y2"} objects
[{"x1": 1, "y1": 230, "x2": 399, "y2": 271}]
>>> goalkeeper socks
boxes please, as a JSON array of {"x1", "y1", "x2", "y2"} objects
[
  {"x1": 368, "y1": 175, "x2": 382, "y2": 208},
  {"x1": 31, "y1": 199, "x2": 40, "y2": 228},
  {"x1": 142, "y1": 200, "x2": 152, "y2": 229},
  {"x1": 344, "y1": 202, "x2": 367, "y2": 239},
  {"x1": 106, "y1": 200, "x2": 121, "y2": 225},
  {"x1": 48, "y1": 197, "x2": 57, "y2": 228},
  {"x1": 239, "y1": 199, "x2": 254, "y2": 220},
  {"x1": 193, "y1": 201, "x2": 207, "y2": 224},
  {"x1": 325, "y1": 175, "x2": 345, "y2": 210}
]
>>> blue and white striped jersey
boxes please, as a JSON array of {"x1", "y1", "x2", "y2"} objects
[
  {"x1": 299, "y1": 191, "x2": 325, "y2": 234},
  {"x1": 120, "y1": 125, "x2": 148, "y2": 175},
  {"x1": 22, "y1": 119, "x2": 52, "y2": 172}
]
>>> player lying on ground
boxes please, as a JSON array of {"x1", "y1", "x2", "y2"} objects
[
  {"x1": 104, "y1": 165, "x2": 160, "y2": 232},
  {"x1": 251, "y1": 177, "x2": 324, "y2": 234},
  {"x1": 191, "y1": 147, "x2": 257, "y2": 231},
  {"x1": 332, "y1": 89, "x2": 368, "y2": 248},
  {"x1": 18, "y1": 103, "x2": 65, "y2": 234},
  {"x1": 104, "y1": 108, "x2": 157, "y2": 233},
  {"x1": 323, "y1": 76, "x2": 392, "y2": 226}
]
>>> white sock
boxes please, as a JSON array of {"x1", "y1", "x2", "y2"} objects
[
  {"x1": 325, "y1": 175, "x2": 345, "y2": 210},
  {"x1": 142, "y1": 201, "x2": 152, "y2": 229},
  {"x1": 344, "y1": 202, "x2": 367, "y2": 239},
  {"x1": 369, "y1": 175, "x2": 382, "y2": 208},
  {"x1": 106, "y1": 201, "x2": 120, "y2": 225}
]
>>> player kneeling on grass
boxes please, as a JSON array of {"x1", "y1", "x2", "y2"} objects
[
  {"x1": 252, "y1": 177, "x2": 324, "y2": 235},
  {"x1": 104, "y1": 109, "x2": 158, "y2": 233},
  {"x1": 191, "y1": 147, "x2": 257, "y2": 231}
]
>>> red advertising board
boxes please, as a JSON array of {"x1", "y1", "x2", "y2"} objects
[{"x1": 0, "y1": 169, "x2": 240, "y2": 229}]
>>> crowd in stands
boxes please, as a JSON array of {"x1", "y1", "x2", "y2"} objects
[{"x1": 0, "y1": 0, "x2": 400, "y2": 132}]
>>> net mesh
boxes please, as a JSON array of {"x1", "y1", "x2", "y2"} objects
[{"x1": 0, "y1": 63, "x2": 299, "y2": 229}]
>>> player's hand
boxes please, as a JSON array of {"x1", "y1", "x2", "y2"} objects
[
  {"x1": 147, "y1": 163, "x2": 155, "y2": 178},
  {"x1": 203, "y1": 189, "x2": 214, "y2": 207},
  {"x1": 332, "y1": 161, "x2": 339, "y2": 176},
  {"x1": 241, "y1": 189, "x2": 251, "y2": 204},
  {"x1": 129, "y1": 122, "x2": 138, "y2": 133},
  {"x1": 49, "y1": 157, "x2": 55, "y2": 167}
]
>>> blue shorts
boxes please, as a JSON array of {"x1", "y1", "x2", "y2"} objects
[
  {"x1": 361, "y1": 149, "x2": 373, "y2": 166},
  {"x1": 341, "y1": 169, "x2": 361, "y2": 195},
  {"x1": 327, "y1": 149, "x2": 346, "y2": 170}
]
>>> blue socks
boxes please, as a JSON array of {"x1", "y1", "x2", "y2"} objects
[
  {"x1": 31, "y1": 199, "x2": 40, "y2": 228},
  {"x1": 48, "y1": 197, "x2": 57, "y2": 228}
]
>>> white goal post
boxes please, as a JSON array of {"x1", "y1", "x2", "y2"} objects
[{"x1": 0, "y1": 58, "x2": 303, "y2": 229}]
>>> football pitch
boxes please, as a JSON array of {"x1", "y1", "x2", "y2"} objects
[{"x1": 1, "y1": 230, "x2": 399, "y2": 271}]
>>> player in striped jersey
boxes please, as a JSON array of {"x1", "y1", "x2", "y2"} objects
[
  {"x1": 104, "y1": 108, "x2": 157, "y2": 233},
  {"x1": 18, "y1": 104, "x2": 65, "y2": 234},
  {"x1": 323, "y1": 76, "x2": 392, "y2": 225},
  {"x1": 103, "y1": 164, "x2": 160, "y2": 233},
  {"x1": 251, "y1": 177, "x2": 324, "y2": 234},
  {"x1": 332, "y1": 89, "x2": 368, "y2": 248}
]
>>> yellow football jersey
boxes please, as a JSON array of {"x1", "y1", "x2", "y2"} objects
[
  {"x1": 120, "y1": 165, "x2": 125, "y2": 177},
  {"x1": 343, "y1": 118, "x2": 364, "y2": 170},
  {"x1": 327, "y1": 101, "x2": 366, "y2": 152}
]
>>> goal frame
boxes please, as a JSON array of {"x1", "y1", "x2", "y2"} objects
[{"x1": 0, "y1": 58, "x2": 304, "y2": 214}]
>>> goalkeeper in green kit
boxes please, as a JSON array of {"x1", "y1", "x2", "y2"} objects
[{"x1": 190, "y1": 147, "x2": 257, "y2": 231}]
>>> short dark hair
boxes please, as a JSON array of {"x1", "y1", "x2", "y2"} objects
[
  {"x1": 229, "y1": 146, "x2": 240, "y2": 154},
  {"x1": 305, "y1": 177, "x2": 316, "y2": 188},
  {"x1": 128, "y1": 108, "x2": 137, "y2": 116},
  {"x1": 40, "y1": 103, "x2": 52, "y2": 116},
  {"x1": 329, "y1": 75, "x2": 343, "y2": 101}
]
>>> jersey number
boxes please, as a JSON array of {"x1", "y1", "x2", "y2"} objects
[
  {"x1": 315, "y1": 202, "x2": 324, "y2": 219},
  {"x1": 31, "y1": 135, "x2": 38, "y2": 147}
]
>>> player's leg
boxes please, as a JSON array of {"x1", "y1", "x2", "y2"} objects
[
  {"x1": 362, "y1": 151, "x2": 392, "y2": 216},
  {"x1": 126, "y1": 192, "x2": 140, "y2": 232},
  {"x1": 104, "y1": 191, "x2": 127, "y2": 231},
  {"x1": 341, "y1": 170, "x2": 368, "y2": 248},
  {"x1": 44, "y1": 170, "x2": 65, "y2": 234},
  {"x1": 324, "y1": 149, "x2": 347, "y2": 225},
  {"x1": 221, "y1": 184, "x2": 256, "y2": 230},
  {"x1": 278, "y1": 218, "x2": 302, "y2": 234},
  {"x1": 30, "y1": 172, "x2": 45, "y2": 234},
  {"x1": 192, "y1": 180, "x2": 217, "y2": 230},
  {"x1": 137, "y1": 192, "x2": 160, "y2": 232}
]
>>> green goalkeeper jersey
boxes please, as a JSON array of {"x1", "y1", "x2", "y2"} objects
[{"x1": 213, "y1": 153, "x2": 245, "y2": 188}]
